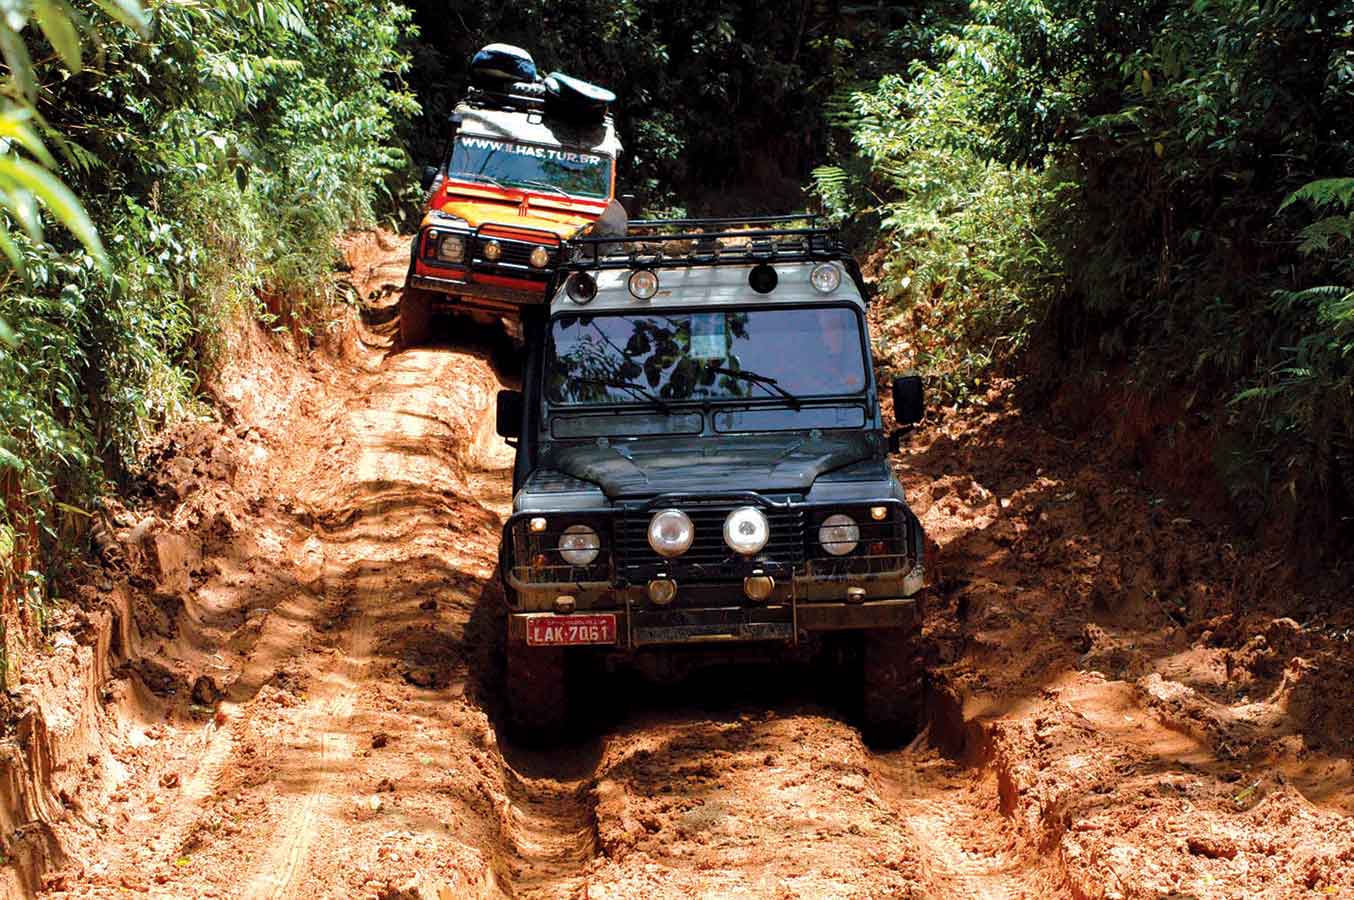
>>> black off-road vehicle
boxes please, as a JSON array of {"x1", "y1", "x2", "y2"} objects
[{"x1": 495, "y1": 216, "x2": 928, "y2": 741}]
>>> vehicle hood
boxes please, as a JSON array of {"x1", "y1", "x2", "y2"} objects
[
  {"x1": 544, "y1": 433, "x2": 879, "y2": 500},
  {"x1": 431, "y1": 186, "x2": 604, "y2": 238}
]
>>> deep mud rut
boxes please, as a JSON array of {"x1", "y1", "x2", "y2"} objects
[{"x1": 8, "y1": 231, "x2": 1353, "y2": 899}]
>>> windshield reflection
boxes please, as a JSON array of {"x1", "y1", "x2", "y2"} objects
[{"x1": 547, "y1": 306, "x2": 868, "y2": 406}]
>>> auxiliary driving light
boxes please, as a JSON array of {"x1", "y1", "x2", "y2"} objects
[
  {"x1": 529, "y1": 517, "x2": 547, "y2": 533},
  {"x1": 437, "y1": 234, "x2": 466, "y2": 263},
  {"x1": 810, "y1": 262, "x2": 842, "y2": 294},
  {"x1": 565, "y1": 272, "x2": 597, "y2": 304},
  {"x1": 723, "y1": 506, "x2": 769, "y2": 556},
  {"x1": 819, "y1": 513, "x2": 860, "y2": 557},
  {"x1": 743, "y1": 575, "x2": 774, "y2": 602},
  {"x1": 528, "y1": 245, "x2": 551, "y2": 268},
  {"x1": 482, "y1": 239, "x2": 502, "y2": 261},
  {"x1": 627, "y1": 269, "x2": 659, "y2": 300},
  {"x1": 647, "y1": 508, "x2": 694, "y2": 558},
  {"x1": 558, "y1": 523, "x2": 601, "y2": 566},
  {"x1": 748, "y1": 263, "x2": 778, "y2": 294},
  {"x1": 870, "y1": 506, "x2": 889, "y2": 521},
  {"x1": 647, "y1": 578, "x2": 677, "y2": 606}
]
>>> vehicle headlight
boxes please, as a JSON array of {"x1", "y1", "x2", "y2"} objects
[
  {"x1": 627, "y1": 269, "x2": 659, "y2": 300},
  {"x1": 558, "y1": 523, "x2": 601, "y2": 566},
  {"x1": 810, "y1": 262, "x2": 842, "y2": 293},
  {"x1": 482, "y1": 239, "x2": 502, "y2": 261},
  {"x1": 437, "y1": 234, "x2": 466, "y2": 263},
  {"x1": 565, "y1": 272, "x2": 597, "y2": 304},
  {"x1": 723, "y1": 506, "x2": 769, "y2": 556},
  {"x1": 647, "y1": 509, "x2": 694, "y2": 558},
  {"x1": 819, "y1": 513, "x2": 859, "y2": 556},
  {"x1": 529, "y1": 245, "x2": 551, "y2": 268}
]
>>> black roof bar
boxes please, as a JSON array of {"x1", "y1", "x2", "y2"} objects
[{"x1": 627, "y1": 213, "x2": 822, "y2": 230}]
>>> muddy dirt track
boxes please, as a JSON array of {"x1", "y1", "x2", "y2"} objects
[{"x1": 8, "y1": 232, "x2": 1354, "y2": 899}]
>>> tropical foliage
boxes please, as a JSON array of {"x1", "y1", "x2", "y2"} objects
[
  {"x1": 815, "y1": 0, "x2": 1354, "y2": 525},
  {"x1": 1, "y1": 0, "x2": 414, "y2": 662}
]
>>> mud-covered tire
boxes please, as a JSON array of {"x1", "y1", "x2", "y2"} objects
[
  {"x1": 505, "y1": 640, "x2": 568, "y2": 736},
  {"x1": 399, "y1": 286, "x2": 433, "y2": 347},
  {"x1": 861, "y1": 625, "x2": 926, "y2": 747}
]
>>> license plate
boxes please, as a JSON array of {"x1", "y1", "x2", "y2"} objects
[{"x1": 526, "y1": 614, "x2": 617, "y2": 646}]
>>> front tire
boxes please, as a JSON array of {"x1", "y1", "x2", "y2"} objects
[
  {"x1": 400, "y1": 285, "x2": 433, "y2": 347},
  {"x1": 861, "y1": 624, "x2": 926, "y2": 747},
  {"x1": 505, "y1": 639, "x2": 569, "y2": 737}
]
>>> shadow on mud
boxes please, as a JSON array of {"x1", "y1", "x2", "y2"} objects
[
  {"x1": 397, "y1": 310, "x2": 523, "y2": 380},
  {"x1": 461, "y1": 565, "x2": 914, "y2": 763}
]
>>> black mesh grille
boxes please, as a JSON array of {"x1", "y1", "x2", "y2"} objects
[
  {"x1": 473, "y1": 235, "x2": 556, "y2": 280},
  {"x1": 614, "y1": 505, "x2": 805, "y2": 581}
]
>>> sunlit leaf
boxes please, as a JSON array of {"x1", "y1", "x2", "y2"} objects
[
  {"x1": 90, "y1": 0, "x2": 149, "y2": 35},
  {"x1": 33, "y1": 0, "x2": 82, "y2": 72},
  {"x1": 0, "y1": 155, "x2": 107, "y2": 268}
]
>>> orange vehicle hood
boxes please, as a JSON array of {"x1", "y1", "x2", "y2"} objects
[{"x1": 428, "y1": 182, "x2": 606, "y2": 239}]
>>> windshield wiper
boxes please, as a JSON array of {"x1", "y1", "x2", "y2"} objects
[
  {"x1": 451, "y1": 172, "x2": 507, "y2": 189},
  {"x1": 521, "y1": 179, "x2": 571, "y2": 198},
  {"x1": 708, "y1": 366, "x2": 802, "y2": 409},
  {"x1": 571, "y1": 376, "x2": 673, "y2": 413}
]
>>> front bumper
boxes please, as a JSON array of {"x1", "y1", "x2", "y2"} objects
[
  {"x1": 506, "y1": 594, "x2": 920, "y2": 649},
  {"x1": 409, "y1": 272, "x2": 548, "y2": 313}
]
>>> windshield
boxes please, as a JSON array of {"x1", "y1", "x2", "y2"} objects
[
  {"x1": 448, "y1": 135, "x2": 612, "y2": 198},
  {"x1": 547, "y1": 306, "x2": 868, "y2": 406}
]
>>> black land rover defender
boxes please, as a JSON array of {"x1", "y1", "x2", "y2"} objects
[{"x1": 495, "y1": 216, "x2": 928, "y2": 741}]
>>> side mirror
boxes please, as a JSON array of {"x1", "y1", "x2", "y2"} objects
[
  {"x1": 619, "y1": 193, "x2": 641, "y2": 218},
  {"x1": 420, "y1": 165, "x2": 439, "y2": 192},
  {"x1": 892, "y1": 374, "x2": 924, "y2": 426},
  {"x1": 496, "y1": 390, "x2": 524, "y2": 440}
]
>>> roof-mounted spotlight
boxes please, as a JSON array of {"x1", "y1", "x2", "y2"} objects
[
  {"x1": 565, "y1": 272, "x2": 597, "y2": 304},
  {"x1": 810, "y1": 262, "x2": 842, "y2": 293},
  {"x1": 627, "y1": 269, "x2": 659, "y2": 300},
  {"x1": 748, "y1": 263, "x2": 778, "y2": 294}
]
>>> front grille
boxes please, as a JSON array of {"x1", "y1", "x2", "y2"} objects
[
  {"x1": 615, "y1": 505, "x2": 805, "y2": 581},
  {"x1": 473, "y1": 234, "x2": 557, "y2": 280}
]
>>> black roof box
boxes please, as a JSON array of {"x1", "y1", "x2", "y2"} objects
[
  {"x1": 544, "y1": 72, "x2": 615, "y2": 124},
  {"x1": 469, "y1": 43, "x2": 538, "y2": 88}
]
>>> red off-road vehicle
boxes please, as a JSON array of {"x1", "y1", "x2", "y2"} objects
[{"x1": 402, "y1": 46, "x2": 626, "y2": 343}]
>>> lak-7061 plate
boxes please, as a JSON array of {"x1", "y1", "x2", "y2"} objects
[{"x1": 526, "y1": 614, "x2": 617, "y2": 646}]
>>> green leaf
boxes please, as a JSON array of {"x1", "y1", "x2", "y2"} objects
[
  {"x1": 0, "y1": 316, "x2": 15, "y2": 347},
  {"x1": 89, "y1": 0, "x2": 149, "y2": 36},
  {"x1": 0, "y1": 155, "x2": 107, "y2": 269},
  {"x1": 1279, "y1": 178, "x2": 1354, "y2": 213},
  {"x1": 33, "y1": 0, "x2": 82, "y2": 72},
  {"x1": 0, "y1": 108, "x2": 57, "y2": 167},
  {"x1": 0, "y1": 21, "x2": 38, "y2": 103}
]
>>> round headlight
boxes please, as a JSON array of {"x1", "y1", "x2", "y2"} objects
[
  {"x1": 723, "y1": 506, "x2": 769, "y2": 556},
  {"x1": 647, "y1": 509, "x2": 694, "y2": 558},
  {"x1": 437, "y1": 234, "x2": 466, "y2": 263},
  {"x1": 558, "y1": 523, "x2": 601, "y2": 566},
  {"x1": 482, "y1": 239, "x2": 502, "y2": 261},
  {"x1": 627, "y1": 269, "x2": 659, "y2": 300},
  {"x1": 529, "y1": 245, "x2": 551, "y2": 268},
  {"x1": 810, "y1": 262, "x2": 842, "y2": 294},
  {"x1": 565, "y1": 272, "x2": 597, "y2": 304},
  {"x1": 819, "y1": 513, "x2": 860, "y2": 557}
]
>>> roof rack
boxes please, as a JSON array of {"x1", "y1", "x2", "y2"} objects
[
  {"x1": 463, "y1": 83, "x2": 547, "y2": 114},
  {"x1": 563, "y1": 214, "x2": 846, "y2": 273}
]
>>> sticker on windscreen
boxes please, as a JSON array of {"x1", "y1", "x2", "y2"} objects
[{"x1": 690, "y1": 313, "x2": 726, "y2": 359}]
